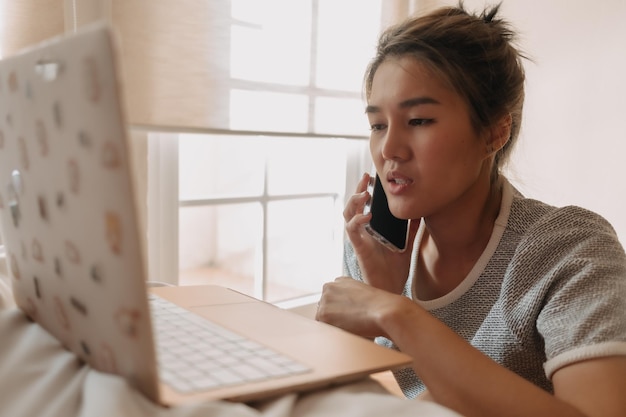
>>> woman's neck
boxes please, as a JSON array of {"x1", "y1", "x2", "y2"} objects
[{"x1": 416, "y1": 177, "x2": 503, "y2": 300}]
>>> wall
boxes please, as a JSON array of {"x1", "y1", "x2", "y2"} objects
[{"x1": 435, "y1": 0, "x2": 626, "y2": 243}]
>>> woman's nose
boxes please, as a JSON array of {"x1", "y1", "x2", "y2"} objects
[{"x1": 381, "y1": 125, "x2": 410, "y2": 161}]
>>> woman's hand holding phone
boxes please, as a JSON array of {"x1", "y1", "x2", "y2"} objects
[{"x1": 343, "y1": 173, "x2": 419, "y2": 294}]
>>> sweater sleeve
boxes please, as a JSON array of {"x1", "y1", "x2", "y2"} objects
[
  {"x1": 342, "y1": 240, "x2": 364, "y2": 282},
  {"x1": 528, "y1": 206, "x2": 626, "y2": 378}
]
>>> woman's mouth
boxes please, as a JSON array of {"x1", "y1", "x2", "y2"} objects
[
  {"x1": 391, "y1": 178, "x2": 411, "y2": 185},
  {"x1": 386, "y1": 174, "x2": 413, "y2": 194}
]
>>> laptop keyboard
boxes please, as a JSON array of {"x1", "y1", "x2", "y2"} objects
[{"x1": 149, "y1": 294, "x2": 311, "y2": 394}]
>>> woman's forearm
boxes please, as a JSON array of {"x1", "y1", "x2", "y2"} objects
[{"x1": 377, "y1": 299, "x2": 587, "y2": 417}]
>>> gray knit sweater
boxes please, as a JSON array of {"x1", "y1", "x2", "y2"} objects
[{"x1": 343, "y1": 179, "x2": 626, "y2": 398}]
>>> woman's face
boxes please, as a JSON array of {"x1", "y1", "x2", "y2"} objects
[{"x1": 367, "y1": 56, "x2": 491, "y2": 221}]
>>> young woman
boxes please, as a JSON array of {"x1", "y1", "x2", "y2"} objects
[{"x1": 315, "y1": 4, "x2": 626, "y2": 417}]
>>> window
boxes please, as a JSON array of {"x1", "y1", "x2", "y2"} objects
[
  {"x1": 176, "y1": 135, "x2": 369, "y2": 303},
  {"x1": 146, "y1": 0, "x2": 382, "y2": 303}
]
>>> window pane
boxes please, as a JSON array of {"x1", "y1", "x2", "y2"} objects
[
  {"x1": 266, "y1": 198, "x2": 343, "y2": 302},
  {"x1": 176, "y1": 134, "x2": 357, "y2": 302},
  {"x1": 316, "y1": 0, "x2": 382, "y2": 92},
  {"x1": 230, "y1": 0, "x2": 312, "y2": 85},
  {"x1": 266, "y1": 137, "x2": 348, "y2": 195},
  {"x1": 179, "y1": 203, "x2": 262, "y2": 297},
  {"x1": 178, "y1": 134, "x2": 265, "y2": 200},
  {"x1": 230, "y1": 90, "x2": 309, "y2": 133},
  {"x1": 314, "y1": 97, "x2": 369, "y2": 136}
]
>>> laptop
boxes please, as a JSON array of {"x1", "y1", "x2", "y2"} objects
[{"x1": 0, "y1": 23, "x2": 412, "y2": 406}]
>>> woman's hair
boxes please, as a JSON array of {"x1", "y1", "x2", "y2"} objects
[{"x1": 364, "y1": 1, "x2": 526, "y2": 179}]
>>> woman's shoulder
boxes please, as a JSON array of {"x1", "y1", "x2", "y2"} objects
[
  {"x1": 497, "y1": 185, "x2": 626, "y2": 338},
  {"x1": 498, "y1": 183, "x2": 626, "y2": 283},
  {"x1": 507, "y1": 198, "x2": 625, "y2": 270},
  {"x1": 508, "y1": 187, "x2": 620, "y2": 245}
]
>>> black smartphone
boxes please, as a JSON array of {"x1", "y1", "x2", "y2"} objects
[{"x1": 363, "y1": 174, "x2": 410, "y2": 252}]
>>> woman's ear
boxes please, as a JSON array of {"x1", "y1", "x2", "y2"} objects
[{"x1": 486, "y1": 113, "x2": 512, "y2": 155}]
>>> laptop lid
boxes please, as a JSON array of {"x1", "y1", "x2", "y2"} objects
[{"x1": 0, "y1": 21, "x2": 160, "y2": 401}]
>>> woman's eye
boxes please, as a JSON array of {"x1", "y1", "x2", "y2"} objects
[
  {"x1": 409, "y1": 118, "x2": 433, "y2": 126},
  {"x1": 370, "y1": 124, "x2": 386, "y2": 131}
]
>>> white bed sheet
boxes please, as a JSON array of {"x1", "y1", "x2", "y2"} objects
[{"x1": 0, "y1": 280, "x2": 461, "y2": 417}]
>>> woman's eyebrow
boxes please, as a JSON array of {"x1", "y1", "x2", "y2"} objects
[
  {"x1": 365, "y1": 96, "x2": 441, "y2": 114},
  {"x1": 399, "y1": 96, "x2": 441, "y2": 108}
]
